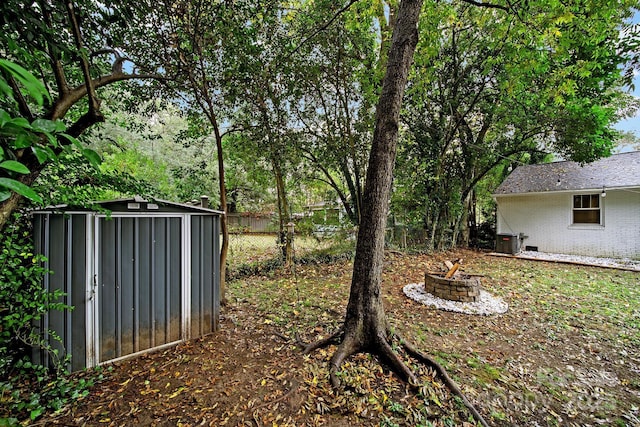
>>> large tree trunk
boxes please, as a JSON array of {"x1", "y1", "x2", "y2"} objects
[
  {"x1": 292, "y1": 3, "x2": 490, "y2": 423},
  {"x1": 327, "y1": 0, "x2": 423, "y2": 387}
]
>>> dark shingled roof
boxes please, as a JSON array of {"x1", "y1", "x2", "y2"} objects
[{"x1": 494, "y1": 151, "x2": 640, "y2": 195}]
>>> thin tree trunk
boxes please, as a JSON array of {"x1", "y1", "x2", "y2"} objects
[
  {"x1": 212, "y1": 125, "x2": 229, "y2": 305},
  {"x1": 272, "y1": 157, "x2": 292, "y2": 263}
]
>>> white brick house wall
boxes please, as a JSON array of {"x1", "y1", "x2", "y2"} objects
[{"x1": 496, "y1": 188, "x2": 640, "y2": 259}]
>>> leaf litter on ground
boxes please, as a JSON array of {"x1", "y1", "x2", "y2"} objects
[{"x1": 37, "y1": 249, "x2": 640, "y2": 426}]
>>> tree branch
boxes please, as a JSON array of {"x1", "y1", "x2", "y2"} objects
[
  {"x1": 288, "y1": 0, "x2": 361, "y2": 58},
  {"x1": 65, "y1": 0, "x2": 102, "y2": 117},
  {"x1": 6, "y1": 75, "x2": 34, "y2": 121},
  {"x1": 48, "y1": 71, "x2": 167, "y2": 121},
  {"x1": 37, "y1": 0, "x2": 69, "y2": 98},
  {"x1": 459, "y1": 0, "x2": 509, "y2": 11}
]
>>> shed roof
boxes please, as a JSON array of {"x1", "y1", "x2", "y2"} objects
[
  {"x1": 32, "y1": 196, "x2": 224, "y2": 215},
  {"x1": 494, "y1": 151, "x2": 640, "y2": 195}
]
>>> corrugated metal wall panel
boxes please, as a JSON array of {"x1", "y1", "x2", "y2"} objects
[
  {"x1": 98, "y1": 217, "x2": 117, "y2": 362},
  {"x1": 97, "y1": 216, "x2": 183, "y2": 364},
  {"x1": 212, "y1": 215, "x2": 221, "y2": 332},
  {"x1": 190, "y1": 215, "x2": 220, "y2": 338},
  {"x1": 48, "y1": 215, "x2": 68, "y2": 362},
  {"x1": 190, "y1": 217, "x2": 203, "y2": 338},
  {"x1": 69, "y1": 216, "x2": 87, "y2": 371},
  {"x1": 137, "y1": 218, "x2": 152, "y2": 351},
  {"x1": 32, "y1": 207, "x2": 220, "y2": 372},
  {"x1": 31, "y1": 213, "x2": 88, "y2": 371},
  {"x1": 168, "y1": 219, "x2": 182, "y2": 343}
]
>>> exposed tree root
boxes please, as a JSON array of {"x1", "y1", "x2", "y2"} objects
[
  {"x1": 329, "y1": 334, "x2": 356, "y2": 388},
  {"x1": 375, "y1": 332, "x2": 418, "y2": 386},
  {"x1": 272, "y1": 331, "x2": 291, "y2": 342},
  {"x1": 253, "y1": 379, "x2": 300, "y2": 412},
  {"x1": 398, "y1": 335, "x2": 490, "y2": 427},
  {"x1": 300, "y1": 327, "x2": 344, "y2": 354},
  {"x1": 302, "y1": 325, "x2": 489, "y2": 427}
]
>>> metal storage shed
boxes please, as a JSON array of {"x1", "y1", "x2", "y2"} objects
[{"x1": 31, "y1": 197, "x2": 222, "y2": 371}]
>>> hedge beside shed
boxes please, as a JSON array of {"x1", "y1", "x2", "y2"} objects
[{"x1": 31, "y1": 198, "x2": 222, "y2": 371}]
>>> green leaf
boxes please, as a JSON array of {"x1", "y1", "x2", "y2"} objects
[
  {"x1": 82, "y1": 148, "x2": 102, "y2": 168},
  {"x1": 13, "y1": 132, "x2": 34, "y2": 149},
  {"x1": 0, "y1": 177, "x2": 43, "y2": 203},
  {"x1": 31, "y1": 118, "x2": 58, "y2": 133},
  {"x1": 0, "y1": 109, "x2": 10, "y2": 127},
  {"x1": 53, "y1": 120, "x2": 66, "y2": 132},
  {"x1": 29, "y1": 407, "x2": 44, "y2": 420},
  {"x1": 9, "y1": 117, "x2": 31, "y2": 129},
  {"x1": 60, "y1": 133, "x2": 82, "y2": 150},
  {"x1": 0, "y1": 190, "x2": 11, "y2": 202},
  {"x1": 0, "y1": 160, "x2": 30, "y2": 174},
  {"x1": 0, "y1": 59, "x2": 51, "y2": 106},
  {"x1": 0, "y1": 77, "x2": 13, "y2": 98},
  {"x1": 32, "y1": 146, "x2": 56, "y2": 164},
  {"x1": 44, "y1": 131, "x2": 59, "y2": 148}
]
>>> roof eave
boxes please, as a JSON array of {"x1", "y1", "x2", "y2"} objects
[{"x1": 493, "y1": 184, "x2": 640, "y2": 197}]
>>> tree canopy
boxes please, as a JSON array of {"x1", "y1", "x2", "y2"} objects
[{"x1": 2, "y1": 0, "x2": 640, "y2": 424}]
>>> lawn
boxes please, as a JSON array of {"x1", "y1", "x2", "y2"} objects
[{"x1": 45, "y1": 249, "x2": 640, "y2": 426}]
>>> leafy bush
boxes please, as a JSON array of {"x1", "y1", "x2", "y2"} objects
[
  {"x1": 34, "y1": 149, "x2": 156, "y2": 208},
  {"x1": 0, "y1": 59, "x2": 102, "y2": 205},
  {"x1": 0, "y1": 214, "x2": 92, "y2": 423}
]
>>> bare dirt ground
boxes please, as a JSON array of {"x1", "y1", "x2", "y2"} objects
[{"x1": 43, "y1": 250, "x2": 640, "y2": 426}]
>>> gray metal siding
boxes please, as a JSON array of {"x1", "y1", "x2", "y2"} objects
[
  {"x1": 32, "y1": 214, "x2": 87, "y2": 371},
  {"x1": 190, "y1": 215, "x2": 220, "y2": 338},
  {"x1": 69, "y1": 216, "x2": 87, "y2": 371},
  {"x1": 32, "y1": 208, "x2": 220, "y2": 372},
  {"x1": 97, "y1": 217, "x2": 182, "y2": 363}
]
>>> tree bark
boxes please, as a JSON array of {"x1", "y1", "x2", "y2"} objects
[
  {"x1": 272, "y1": 157, "x2": 292, "y2": 263},
  {"x1": 328, "y1": 0, "x2": 423, "y2": 385},
  {"x1": 212, "y1": 124, "x2": 229, "y2": 305}
]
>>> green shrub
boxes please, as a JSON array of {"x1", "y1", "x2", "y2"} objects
[{"x1": 0, "y1": 214, "x2": 91, "y2": 423}]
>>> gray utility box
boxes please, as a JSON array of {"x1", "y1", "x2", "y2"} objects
[{"x1": 496, "y1": 233, "x2": 520, "y2": 254}]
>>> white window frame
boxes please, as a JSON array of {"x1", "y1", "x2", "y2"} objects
[{"x1": 570, "y1": 193, "x2": 604, "y2": 227}]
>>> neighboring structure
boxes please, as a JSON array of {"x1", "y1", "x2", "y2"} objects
[
  {"x1": 31, "y1": 197, "x2": 222, "y2": 371},
  {"x1": 493, "y1": 151, "x2": 640, "y2": 259},
  {"x1": 227, "y1": 212, "x2": 275, "y2": 233}
]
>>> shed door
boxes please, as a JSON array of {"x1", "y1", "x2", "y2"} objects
[{"x1": 97, "y1": 216, "x2": 182, "y2": 363}]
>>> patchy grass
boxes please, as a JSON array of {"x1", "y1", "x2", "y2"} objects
[
  {"x1": 227, "y1": 233, "x2": 341, "y2": 267},
  {"x1": 42, "y1": 249, "x2": 640, "y2": 427},
  {"x1": 226, "y1": 233, "x2": 353, "y2": 281}
]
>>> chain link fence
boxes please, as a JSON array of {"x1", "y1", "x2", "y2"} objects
[
  {"x1": 226, "y1": 225, "x2": 433, "y2": 274},
  {"x1": 226, "y1": 228, "x2": 355, "y2": 275},
  {"x1": 225, "y1": 221, "x2": 494, "y2": 277},
  {"x1": 385, "y1": 222, "x2": 496, "y2": 252}
]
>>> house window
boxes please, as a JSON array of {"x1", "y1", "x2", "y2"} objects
[{"x1": 572, "y1": 194, "x2": 601, "y2": 224}]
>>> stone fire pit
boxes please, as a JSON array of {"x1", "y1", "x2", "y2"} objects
[
  {"x1": 424, "y1": 272, "x2": 482, "y2": 303},
  {"x1": 402, "y1": 264, "x2": 508, "y2": 315}
]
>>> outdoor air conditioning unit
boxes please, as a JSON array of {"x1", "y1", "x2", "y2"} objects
[{"x1": 496, "y1": 233, "x2": 520, "y2": 255}]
